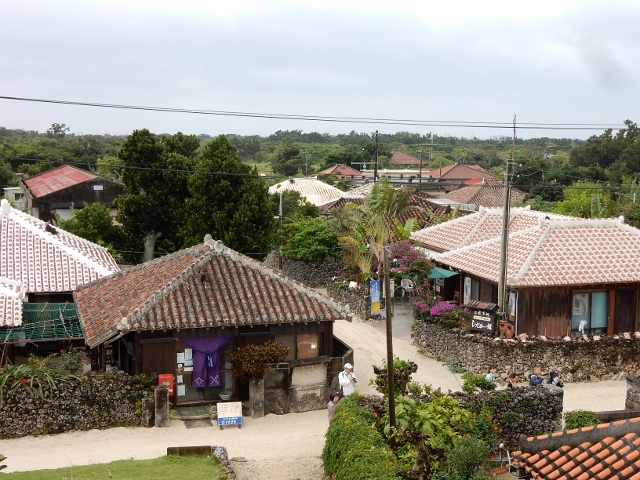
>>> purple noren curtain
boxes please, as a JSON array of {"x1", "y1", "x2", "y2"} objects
[{"x1": 179, "y1": 337, "x2": 233, "y2": 388}]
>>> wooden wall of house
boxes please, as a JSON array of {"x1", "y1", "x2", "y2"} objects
[
  {"x1": 517, "y1": 287, "x2": 572, "y2": 336},
  {"x1": 479, "y1": 280, "x2": 497, "y2": 303},
  {"x1": 123, "y1": 321, "x2": 335, "y2": 376},
  {"x1": 33, "y1": 179, "x2": 124, "y2": 222},
  {"x1": 517, "y1": 285, "x2": 640, "y2": 337}
]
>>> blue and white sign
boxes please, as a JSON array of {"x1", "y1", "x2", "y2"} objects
[
  {"x1": 370, "y1": 280, "x2": 381, "y2": 317},
  {"x1": 217, "y1": 401, "x2": 243, "y2": 429}
]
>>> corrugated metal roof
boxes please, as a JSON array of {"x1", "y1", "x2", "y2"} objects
[{"x1": 23, "y1": 165, "x2": 97, "y2": 198}]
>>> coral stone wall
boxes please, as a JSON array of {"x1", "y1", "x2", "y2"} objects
[
  {"x1": 0, "y1": 374, "x2": 153, "y2": 439},
  {"x1": 263, "y1": 254, "x2": 344, "y2": 288},
  {"x1": 450, "y1": 386, "x2": 564, "y2": 449},
  {"x1": 413, "y1": 321, "x2": 640, "y2": 383}
]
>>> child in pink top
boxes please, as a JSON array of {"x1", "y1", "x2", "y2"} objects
[{"x1": 327, "y1": 392, "x2": 340, "y2": 421}]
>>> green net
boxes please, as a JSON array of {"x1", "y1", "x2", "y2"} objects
[{"x1": 0, "y1": 303, "x2": 82, "y2": 343}]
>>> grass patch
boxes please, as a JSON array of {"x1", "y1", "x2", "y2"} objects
[{"x1": 3, "y1": 454, "x2": 227, "y2": 480}]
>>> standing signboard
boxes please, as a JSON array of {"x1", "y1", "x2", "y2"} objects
[
  {"x1": 217, "y1": 401, "x2": 243, "y2": 430},
  {"x1": 467, "y1": 300, "x2": 498, "y2": 334}
]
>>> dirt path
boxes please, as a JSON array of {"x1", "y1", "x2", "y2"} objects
[{"x1": 0, "y1": 315, "x2": 627, "y2": 479}]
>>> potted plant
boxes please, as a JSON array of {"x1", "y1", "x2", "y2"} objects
[{"x1": 227, "y1": 340, "x2": 290, "y2": 418}]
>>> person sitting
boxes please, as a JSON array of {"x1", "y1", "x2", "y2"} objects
[
  {"x1": 485, "y1": 365, "x2": 497, "y2": 383},
  {"x1": 529, "y1": 366, "x2": 545, "y2": 387},
  {"x1": 507, "y1": 372, "x2": 518, "y2": 389},
  {"x1": 547, "y1": 371, "x2": 564, "y2": 388}
]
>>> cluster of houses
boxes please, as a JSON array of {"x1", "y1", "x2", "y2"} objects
[
  {"x1": 5, "y1": 155, "x2": 640, "y2": 478},
  {"x1": 4, "y1": 156, "x2": 640, "y2": 412}
]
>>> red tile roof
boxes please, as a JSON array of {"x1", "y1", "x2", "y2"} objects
[
  {"x1": 389, "y1": 150, "x2": 423, "y2": 166},
  {"x1": 74, "y1": 236, "x2": 351, "y2": 348},
  {"x1": 318, "y1": 164, "x2": 362, "y2": 178},
  {"x1": 23, "y1": 165, "x2": 97, "y2": 198},
  {"x1": 0, "y1": 199, "x2": 120, "y2": 327},
  {"x1": 435, "y1": 216, "x2": 640, "y2": 287},
  {"x1": 427, "y1": 163, "x2": 497, "y2": 181},
  {"x1": 444, "y1": 181, "x2": 526, "y2": 208},
  {"x1": 269, "y1": 178, "x2": 344, "y2": 207},
  {"x1": 513, "y1": 417, "x2": 640, "y2": 479}
]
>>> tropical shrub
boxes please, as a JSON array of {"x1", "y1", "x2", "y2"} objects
[
  {"x1": 461, "y1": 371, "x2": 497, "y2": 394},
  {"x1": 322, "y1": 395, "x2": 401, "y2": 480},
  {"x1": 371, "y1": 357, "x2": 418, "y2": 396},
  {"x1": 227, "y1": 341, "x2": 290, "y2": 381},
  {"x1": 563, "y1": 410, "x2": 601, "y2": 430}
]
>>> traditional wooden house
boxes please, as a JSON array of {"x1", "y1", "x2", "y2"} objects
[
  {"x1": 73, "y1": 236, "x2": 351, "y2": 408},
  {"x1": 411, "y1": 206, "x2": 640, "y2": 337},
  {"x1": 0, "y1": 199, "x2": 120, "y2": 362},
  {"x1": 21, "y1": 165, "x2": 125, "y2": 222}
]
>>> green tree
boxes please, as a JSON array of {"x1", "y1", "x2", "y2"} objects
[
  {"x1": 0, "y1": 158, "x2": 13, "y2": 189},
  {"x1": 182, "y1": 135, "x2": 276, "y2": 259},
  {"x1": 46, "y1": 123, "x2": 70, "y2": 142},
  {"x1": 58, "y1": 202, "x2": 124, "y2": 254},
  {"x1": 114, "y1": 129, "x2": 192, "y2": 262},
  {"x1": 553, "y1": 182, "x2": 604, "y2": 218},
  {"x1": 281, "y1": 216, "x2": 339, "y2": 260},
  {"x1": 95, "y1": 154, "x2": 123, "y2": 181},
  {"x1": 17, "y1": 161, "x2": 56, "y2": 177}
]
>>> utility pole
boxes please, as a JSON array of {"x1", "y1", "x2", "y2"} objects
[
  {"x1": 415, "y1": 134, "x2": 443, "y2": 191},
  {"x1": 303, "y1": 151, "x2": 310, "y2": 177},
  {"x1": 383, "y1": 244, "x2": 396, "y2": 450},
  {"x1": 278, "y1": 189, "x2": 284, "y2": 270},
  {"x1": 373, "y1": 130, "x2": 379, "y2": 181},
  {"x1": 497, "y1": 116, "x2": 516, "y2": 315}
]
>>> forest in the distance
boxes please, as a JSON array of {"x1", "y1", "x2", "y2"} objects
[{"x1": 2, "y1": 121, "x2": 640, "y2": 262}]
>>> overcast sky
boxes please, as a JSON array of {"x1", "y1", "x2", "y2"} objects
[{"x1": 1, "y1": 0, "x2": 638, "y2": 140}]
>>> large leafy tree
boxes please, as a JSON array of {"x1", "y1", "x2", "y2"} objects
[
  {"x1": 182, "y1": 135, "x2": 276, "y2": 259},
  {"x1": 114, "y1": 129, "x2": 194, "y2": 262},
  {"x1": 58, "y1": 202, "x2": 124, "y2": 255}
]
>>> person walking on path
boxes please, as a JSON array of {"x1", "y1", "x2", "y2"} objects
[
  {"x1": 327, "y1": 392, "x2": 340, "y2": 421},
  {"x1": 338, "y1": 363, "x2": 357, "y2": 397}
]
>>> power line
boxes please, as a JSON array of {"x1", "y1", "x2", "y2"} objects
[
  {"x1": 0, "y1": 155, "x2": 274, "y2": 178},
  {"x1": 0, "y1": 95, "x2": 626, "y2": 131}
]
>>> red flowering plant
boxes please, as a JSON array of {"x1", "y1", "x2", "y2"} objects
[{"x1": 228, "y1": 341, "x2": 291, "y2": 381}]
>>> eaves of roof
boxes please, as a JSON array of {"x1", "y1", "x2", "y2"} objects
[{"x1": 513, "y1": 417, "x2": 640, "y2": 479}]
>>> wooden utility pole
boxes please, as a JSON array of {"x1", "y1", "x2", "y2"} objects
[{"x1": 373, "y1": 130, "x2": 379, "y2": 181}]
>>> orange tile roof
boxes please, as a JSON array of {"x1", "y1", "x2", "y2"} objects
[
  {"x1": 74, "y1": 236, "x2": 350, "y2": 348},
  {"x1": 23, "y1": 165, "x2": 97, "y2": 198},
  {"x1": 444, "y1": 181, "x2": 526, "y2": 208},
  {"x1": 427, "y1": 163, "x2": 497, "y2": 181},
  {"x1": 318, "y1": 164, "x2": 362, "y2": 178},
  {"x1": 0, "y1": 199, "x2": 120, "y2": 327},
  {"x1": 268, "y1": 178, "x2": 344, "y2": 207},
  {"x1": 513, "y1": 417, "x2": 640, "y2": 479},
  {"x1": 389, "y1": 150, "x2": 423, "y2": 166}
]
